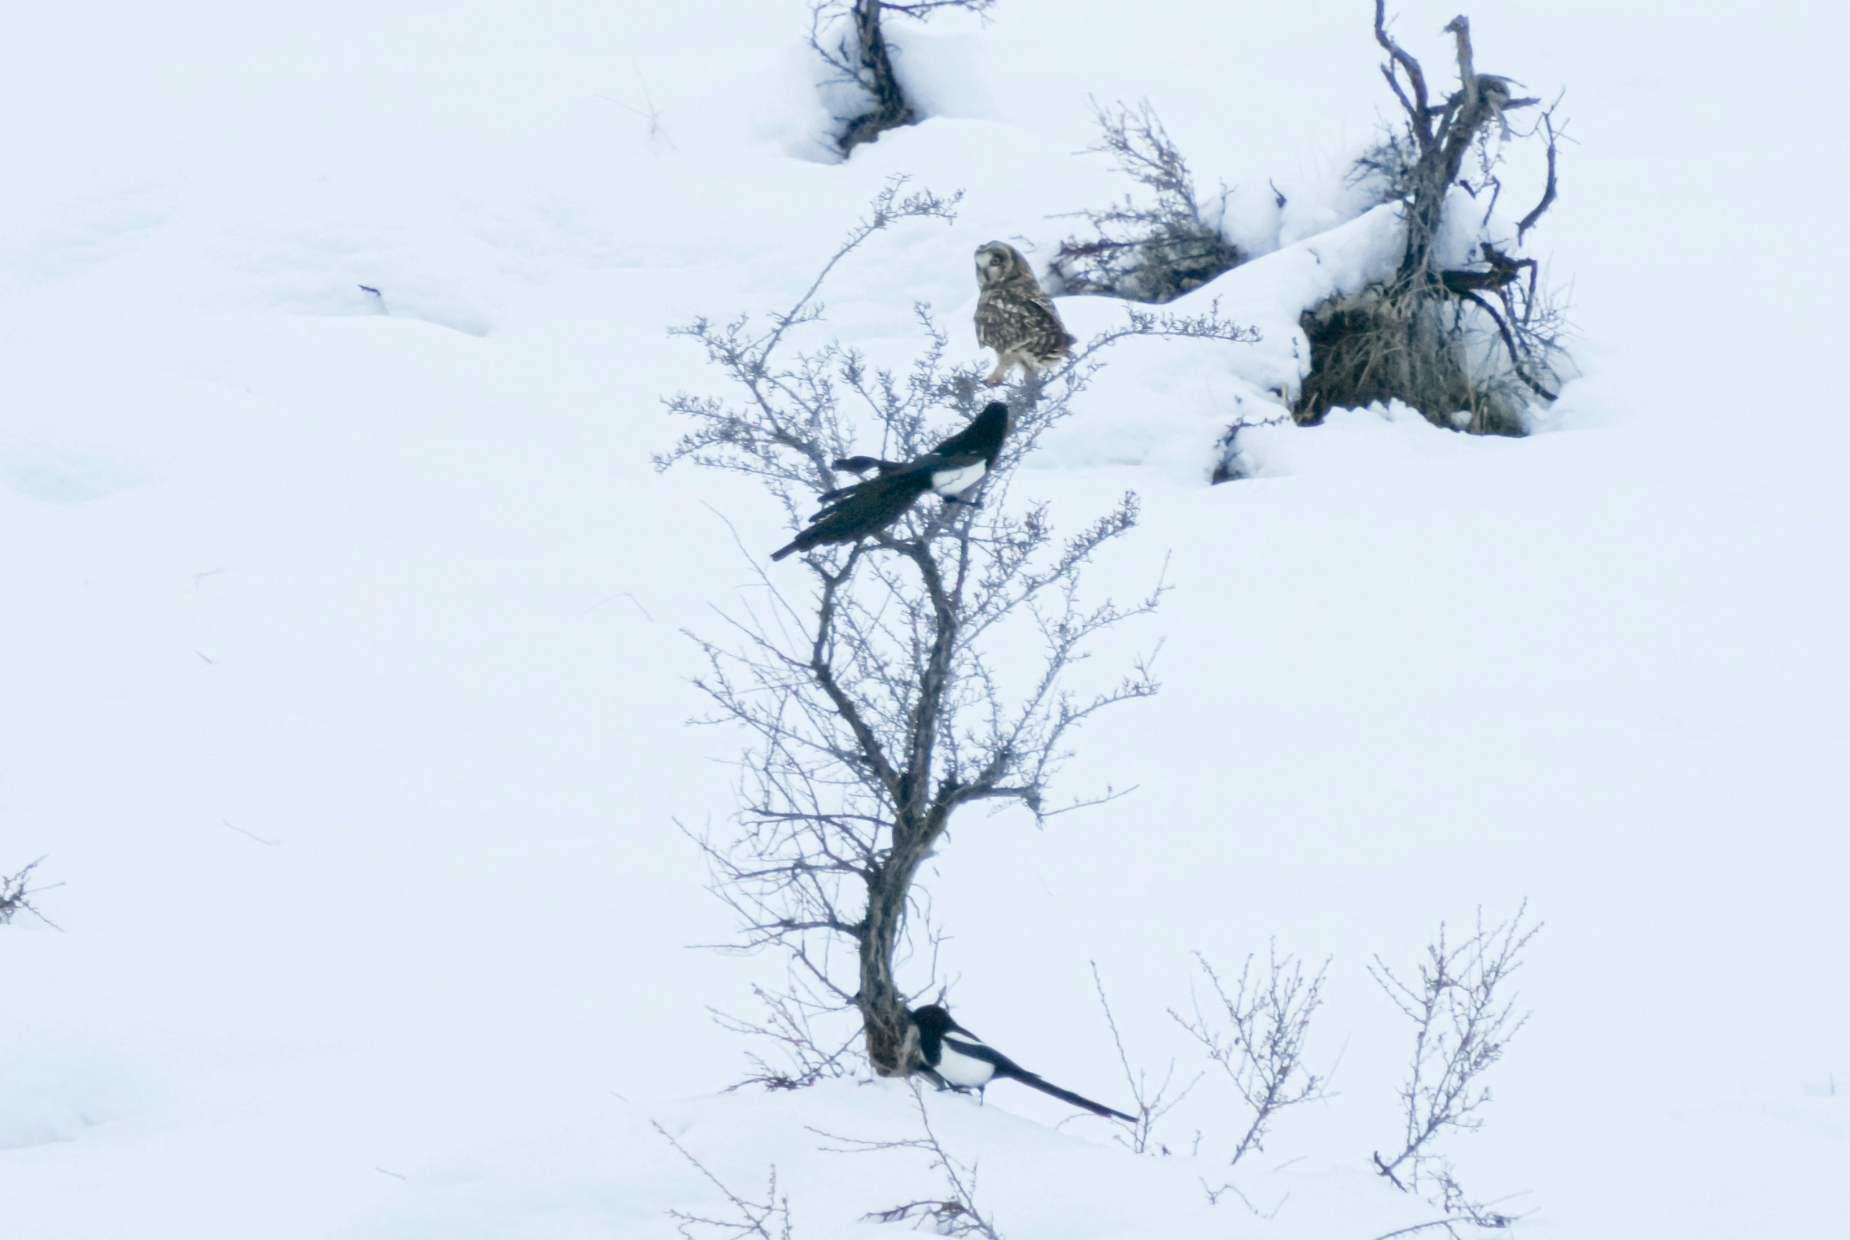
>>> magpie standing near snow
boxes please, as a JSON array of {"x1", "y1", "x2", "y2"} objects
[
  {"x1": 909, "y1": 1004, "x2": 1134, "y2": 1121},
  {"x1": 770, "y1": 402, "x2": 1010, "y2": 561}
]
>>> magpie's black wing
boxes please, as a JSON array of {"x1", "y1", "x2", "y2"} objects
[
  {"x1": 817, "y1": 463, "x2": 961, "y2": 508},
  {"x1": 817, "y1": 404, "x2": 1009, "y2": 505},
  {"x1": 815, "y1": 473, "x2": 902, "y2": 508},
  {"x1": 771, "y1": 474, "x2": 929, "y2": 560},
  {"x1": 811, "y1": 471, "x2": 932, "y2": 520}
]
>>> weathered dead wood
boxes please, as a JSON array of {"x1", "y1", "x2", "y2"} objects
[
  {"x1": 833, "y1": 2, "x2": 918, "y2": 155},
  {"x1": 1291, "y1": 6, "x2": 1565, "y2": 434}
]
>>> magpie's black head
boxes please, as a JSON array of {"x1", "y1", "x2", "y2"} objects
[
  {"x1": 960, "y1": 402, "x2": 1010, "y2": 465},
  {"x1": 910, "y1": 1004, "x2": 954, "y2": 1036},
  {"x1": 976, "y1": 401, "x2": 1009, "y2": 436}
]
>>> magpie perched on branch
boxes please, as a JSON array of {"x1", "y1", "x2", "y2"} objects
[
  {"x1": 770, "y1": 402, "x2": 1010, "y2": 561},
  {"x1": 909, "y1": 1004, "x2": 1134, "y2": 1121}
]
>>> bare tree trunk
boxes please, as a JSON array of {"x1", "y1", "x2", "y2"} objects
[
  {"x1": 836, "y1": 1, "x2": 920, "y2": 155},
  {"x1": 856, "y1": 817, "x2": 935, "y2": 1072},
  {"x1": 854, "y1": 544, "x2": 975, "y2": 1072}
]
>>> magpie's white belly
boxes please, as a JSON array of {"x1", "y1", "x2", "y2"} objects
[
  {"x1": 930, "y1": 462, "x2": 986, "y2": 498},
  {"x1": 935, "y1": 1038, "x2": 997, "y2": 1088}
]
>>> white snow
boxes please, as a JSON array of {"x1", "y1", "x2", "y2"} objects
[{"x1": 3, "y1": 2, "x2": 1848, "y2": 1238}]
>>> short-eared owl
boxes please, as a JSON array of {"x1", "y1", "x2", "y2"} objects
[{"x1": 974, "y1": 242, "x2": 1075, "y2": 386}]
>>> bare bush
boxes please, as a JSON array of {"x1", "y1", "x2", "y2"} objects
[
  {"x1": 1369, "y1": 902, "x2": 1540, "y2": 1223},
  {"x1": 655, "y1": 1122, "x2": 795, "y2": 1240},
  {"x1": 1172, "y1": 945, "x2": 1330, "y2": 1167},
  {"x1": 661, "y1": 177, "x2": 1253, "y2": 1079},
  {"x1": 1209, "y1": 407, "x2": 1292, "y2": 484},
  {"x1": 826, "y1": 1081, "x2": 1004, "y2": 1239},
  {"x1": 1048, "y1": 98, "x2": 1242, "y2": 304},
  {"x1": 810, "y1": 1, "x2": 997, "y2": 156},
  {"x1": 1091, "y1": 961, "x2": 1202, "y2": 1155},
  {"x1": 0, "y1": 857, "x2": 60, "y2": 929}
]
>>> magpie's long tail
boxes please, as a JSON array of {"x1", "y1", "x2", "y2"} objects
[{"x1": 1002, "y1": 1069, "x2": 1135, "y2": 1121}]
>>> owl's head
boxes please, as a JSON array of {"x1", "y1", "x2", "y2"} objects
[{"x1": 974, "y1": 241, "x2": 1027, "y2": 286}]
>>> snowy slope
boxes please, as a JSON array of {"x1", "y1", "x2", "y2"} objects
[{"x1": 3, "y1": 2, "x2": 1847, "y2": 1238}]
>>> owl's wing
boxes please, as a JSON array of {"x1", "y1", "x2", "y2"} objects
[
  {"x1": 978, "y1": 291, "x2": 1070, "y2": 351},
  {"x1": 1031, "y1": 291, "x2": 1077, "y2": 349},
  {"x1": 973, "y1": 297, "x2": 1011, "y2": 349}
]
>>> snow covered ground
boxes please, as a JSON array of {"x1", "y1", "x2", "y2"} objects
[{"x1": 3, "y1": 2, "x2": 1846, "y2": 1237}]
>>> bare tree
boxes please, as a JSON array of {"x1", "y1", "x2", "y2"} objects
[
  {"x1": 810, "y1": 1, "x2": 997, "y2": 156},
  {"x1": 1369, "y1": 902, "x2": 1540, "y2": 1225},
  {"x1": 0, "y1": 857, "x2": 60, "y2": 928},
  {"x1": 1172, "y1": 945, "x2": 1330, "y2": 1168},
  {"x1": 1297, "y1": 5, "x2": 1569, "y2": 435},
  {"x1": 660, "y1": 177, "x2": 1253, "y2": 1079},
  {"x1": 1047, "y1": 98, "x2": 1242, "y2": 304}
]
